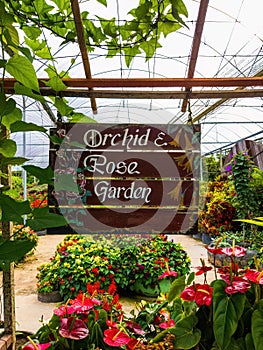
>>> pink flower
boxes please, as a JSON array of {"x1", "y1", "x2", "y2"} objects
[
  {"x1": 54, "y1": 305, "x2": 75, "y2": 316},
  {"x1": 159, "y1": 319, "x2": 176, "y2": 329},
  {"x1": 180, "y1": 283, "x2": 213, "y2": 306},
  {"x1": 59, "y1": 317, "x2": 89, "y2": 340},
  {"x1": 125, "y1": 321, "x2": 146, "y2": 335},
  {"x1": 103, "y1": 328, "x2": 131, "y2": 347},
  {"x1": 221, "y1": 276, "x2": 251, "y2": 294},
  {"x1": 71, "y1": 296, "x2": 101, "y2": 313},
  {"x1": 158, "y1": 270, "x2": 177, "y2": 280},
  {"x1": 222, "y1": 246, "x2": 246, "y2": 257},
  {"x1": 22, "y1": 343, "x2": 51, "y2": 350}
]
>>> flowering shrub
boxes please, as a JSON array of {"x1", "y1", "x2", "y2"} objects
[
  {"x1": 36, "y1": 234, "x2": 190, "y2": 300},
  {"x1": 199, "y1": 178, "x2": 237, "y2": 235}
]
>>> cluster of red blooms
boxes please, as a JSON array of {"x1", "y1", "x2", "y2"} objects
[{"x1": 30, "y1": 198, "x2": 48, "y2": 208}]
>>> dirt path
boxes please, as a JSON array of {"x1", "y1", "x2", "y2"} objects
[{"x1": 14, "y1": 234, "x2": 66, "y2": 295}]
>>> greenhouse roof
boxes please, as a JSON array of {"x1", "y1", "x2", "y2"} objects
[{"x1": 8, "y1": 0, "x2": 263, "y2": 164}]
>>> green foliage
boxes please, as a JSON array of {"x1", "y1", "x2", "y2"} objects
[
  {"x1": 203, "y1": 154, "x2": 221, "y2": 182},
  {"x1": 229, "y1": 152, "x2": 259, "y2": 220},
  {"x1": 5, "y1": 0, "x2": 187, "y2": 67}
]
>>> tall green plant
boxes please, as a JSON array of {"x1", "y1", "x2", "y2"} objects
[{"x1": 230, "y1": 152, "x2": 259, "y2": 220}]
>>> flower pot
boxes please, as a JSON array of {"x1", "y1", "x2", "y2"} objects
[
  {"x1": 38, "y1": 290, "x2": 63, "y2": 303},
  {"x1": 207, "y1": 244, "x2": 258, "y2": 268},
  {"x1": 130, "y1": 279, "x2": 172, "y2": 298},
  {"x1": 201, "y1": 233, "x2": 213, "y2": 245}
]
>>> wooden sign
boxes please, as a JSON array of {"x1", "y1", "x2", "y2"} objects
[{"x1": 49, "y1": 123, "x2": 200, "y2": 234}]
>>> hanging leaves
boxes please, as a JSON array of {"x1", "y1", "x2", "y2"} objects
[{"x1": 6, "y1": 54, "x2": 39, "y2": 92}]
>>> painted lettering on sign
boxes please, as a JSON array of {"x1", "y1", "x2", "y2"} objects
[
  {"x1": 83, "y1": 155, "x2": 140, "y2": 175},
  {"x1": 83, "y1": 128, "x2": 167, "y2": 149},
  {"x1": 94, "y1": 180, "x2": 151, "y2": 203}
]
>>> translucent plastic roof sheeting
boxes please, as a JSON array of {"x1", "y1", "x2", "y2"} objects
[{"x1": 12, "y1": 0, "x2": 263, "y2": 167}]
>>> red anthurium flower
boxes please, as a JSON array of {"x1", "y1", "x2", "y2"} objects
[
  {"x1": 223, "y1": 276, "x2": 251, "y2": 294},
  {"x1": 127, "y1": 338, "x2": 140, "y2": 350},
  {"x1": 59, "y1": 317, "x2": 89, "y2": 340},
  {"x1": 22, "y1": 343, "x2": 51, "y2": 350},
  {"x1": 125, "y1": 321, "x2": 146, "y2": 335},
  {"x1": 222, "y1": 246, "x2": 246, "y2": 257},
  {"x1": 245, "y1": 270, "x2": 263, "y2": 284},
  {"x1": 106, "y1": 320, "x2": 118, "y2": 328},
  {"x1": 159, "y1": 319, "x2": 176, "y2": 329},
  {"x1": 206, "y1": 246, "x2": 223, "y2": 255},
  {"x1": 158, "y1": 270, "x2": 177, "y2": 280},
  {"x1": 180, "y1": 283, "x2": 213, "y2": 306},
  {"x1": 195, "y1": 266, "x2": 213, "y2": 276},
  {"x1": 103, "y1": 328, "x2": 131, "y2": 347}
]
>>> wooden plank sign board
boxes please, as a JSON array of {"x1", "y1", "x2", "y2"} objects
[{"x1": 49, "y1": 123, "x2": 201, "y2": 234}]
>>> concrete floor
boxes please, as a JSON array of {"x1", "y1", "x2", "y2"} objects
[{"x1": 14, "y1": 234, "x2": 211, "y2": 334}]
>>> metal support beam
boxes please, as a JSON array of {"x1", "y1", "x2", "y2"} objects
[
  {"x1": 191, "y1": 68, "x2": 263, "y2": 123},
  {"x1": 70, "y1": 0, "x2": 97, "y2": 114},
  {"x1": 181, "y1": 0, "x2": 209, "y2": 112}
]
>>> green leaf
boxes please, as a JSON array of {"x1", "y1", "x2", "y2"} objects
[
  {"x1": 6, "y1": 54, "x2": 39, "y2": 92},
  {"x1": 0, "y1": 59, "x2": 7, "y2": 68},
  {"x1": 167, "y1": 275, "x2": 186, "y2": 302},
  {"x1": 3, "y1": 24, "x2": 19, "y2": 52},
  {"x1": 14, "y1": 83, "x2": 46, "y2": 103},
  {"x1": 54, "y1": 97, "x2": 74, "y2": 116},
  {"x1": 49, "y1": 134, "x2": 63, "y2": 145},
  {"x1": 252, "y1": 308, "x2": 263, "y2": 350},
  {"x1": 22, "y1": 165, "x2": 54, "y2": 185},
  {"x1": 140, "y1": 39, "x2": 162, "y2": 60},
  {"x1": 10, "y1": 121, "x2": 47, "y2": 133},
  {"x1": 96, "y1": 0, "x2": 107, "y2": 6},
  {"x1": 159, "y1": 21, "x2": 181, "y2": 37},
  {"x1": 2, "y1": 107, "x2": 22, "y2": 129},
  {"x1": 171, "y1": 314, "x2": 201, "y2": 349},
  {"x1": 172, "y1": 0, "x2": 188, "y2": 17},
  {"x1": 124, "y1": 45, "x2": 141, "y2": 67},
  {"x1": 36, "y1": 47, "x2": 53, "y2": 60},
  {"x1": 213, "y1": 280, "x2": 246, "y2": 350},
  {"x1": 0, "y1": 195, "x2": 32, "y2": 224},
  {"x1": 0, "y1": 157, "x2": 29, "y2": 166},
  {"x1": 0, "y1": 238, "x2": 35, "y2": 271},
  {"x1": 27, "y1": 207, "x2": 67, "y2": 231},
  {"x1": 0, "y1": 93, "x2": 16, "y2": 118},
  {"x1": 0, "y1": 139, "x2": 16, "y2": 157},
  {"x1": 186, "y1": 272, "x2": 195, "y2": 286},
  {"x1": 43, "y1": 76, "x2": 67, "y2": 92},
  {"x1": 68, "y1": 112, "x2": 96, "y2": 123},
  {"x1": 22, "y1": 25, "x2": 42, "y2": 40},
  {"x1": 245, "y1": 333, "x2": 255, "y2": 350}
]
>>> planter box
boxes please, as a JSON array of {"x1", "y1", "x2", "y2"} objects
[{"x1": 38, "y1": 290, "x2": 63, "y2": 303}]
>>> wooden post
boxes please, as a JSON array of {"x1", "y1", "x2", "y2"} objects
[{"x1": 0, "y1": 127, "x2": 16, "y2": 349}]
